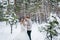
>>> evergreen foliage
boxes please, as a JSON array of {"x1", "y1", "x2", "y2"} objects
[{"x1": 39, "y1": 14, "x2": 60, "y2": 40}]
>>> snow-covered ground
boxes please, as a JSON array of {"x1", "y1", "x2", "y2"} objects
[
  {"x1": 0, "y1": 22, "x2": 60, "y2": 40},
  {"x1": 0, "y1": 22, "x2": 21, "y2": 40},
  {"x1": 0, "y1": 22, "x2": 46, "y2": 40}
]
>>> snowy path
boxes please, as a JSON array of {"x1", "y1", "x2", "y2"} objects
[
  {"x1": 0, "y1": 22, "x2": 46, "y2": 40},
  {"x1": 0, "y1": 22, "x2": 60, "y2": 40}
]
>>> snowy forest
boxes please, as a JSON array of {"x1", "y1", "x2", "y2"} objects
[{"x1": 0, "y1": 0, "x2": 60, "y2": 40}]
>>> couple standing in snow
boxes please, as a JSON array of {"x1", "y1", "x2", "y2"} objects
[{"x1": 14, "y1": 15, "x2": 32, "y2": 40}]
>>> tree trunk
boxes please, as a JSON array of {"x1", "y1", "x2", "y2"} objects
[
  {"x1": 11, "y1": 24, "x2": 13, "y2": 34},
  {"x1": 8, "y1": 0, "x2": 9, "y2": 4},
  {"x1": 14, "y1": 0, "x2": 16, "y2": 13},
  {"x1": 50, "y1": 33, "x2": 52, "y2": 40}
]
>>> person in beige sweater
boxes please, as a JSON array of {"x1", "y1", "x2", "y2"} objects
[{"x1": 25, "y1": 15, "x2": 32, "y2": 40}]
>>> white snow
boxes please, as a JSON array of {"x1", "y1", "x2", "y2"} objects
[
  {"x1": 0, "y1": 22, "x2": 21, "y2": 40},
  {"x1": 0, "y1": 20, "x2": 60, "y2": 40},
  {"x1": 0, "y1": 22, "x2": 46, "y2": 40}
]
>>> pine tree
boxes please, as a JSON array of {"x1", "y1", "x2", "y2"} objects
[
  {"x1": 0, "y1": 2, "x2": 8, "y2": 21},
  {"x1": 39, "y1": 14, "x2": 60, "y2": 40}
]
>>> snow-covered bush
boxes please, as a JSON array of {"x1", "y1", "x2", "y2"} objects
[
  {"x1": 39, "y1": 13, "x2": 60, "y2": 40},
  {"x1": 3, "y1": 4, "x2": 19, "y2": 34}
]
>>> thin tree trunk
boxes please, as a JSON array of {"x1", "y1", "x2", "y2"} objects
[
  {"x1": 14, "y1": 0, "x2": 16, "y2": 12},
  {"x1": 11, "y1": 24, "x2": 13, "y2": 34},
  {"x1": 50, "y1": 34, "x2": 52, "y2": 40},
  {"x1": 7, "y1": 0, "x2": 10, "y2": 13}
]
